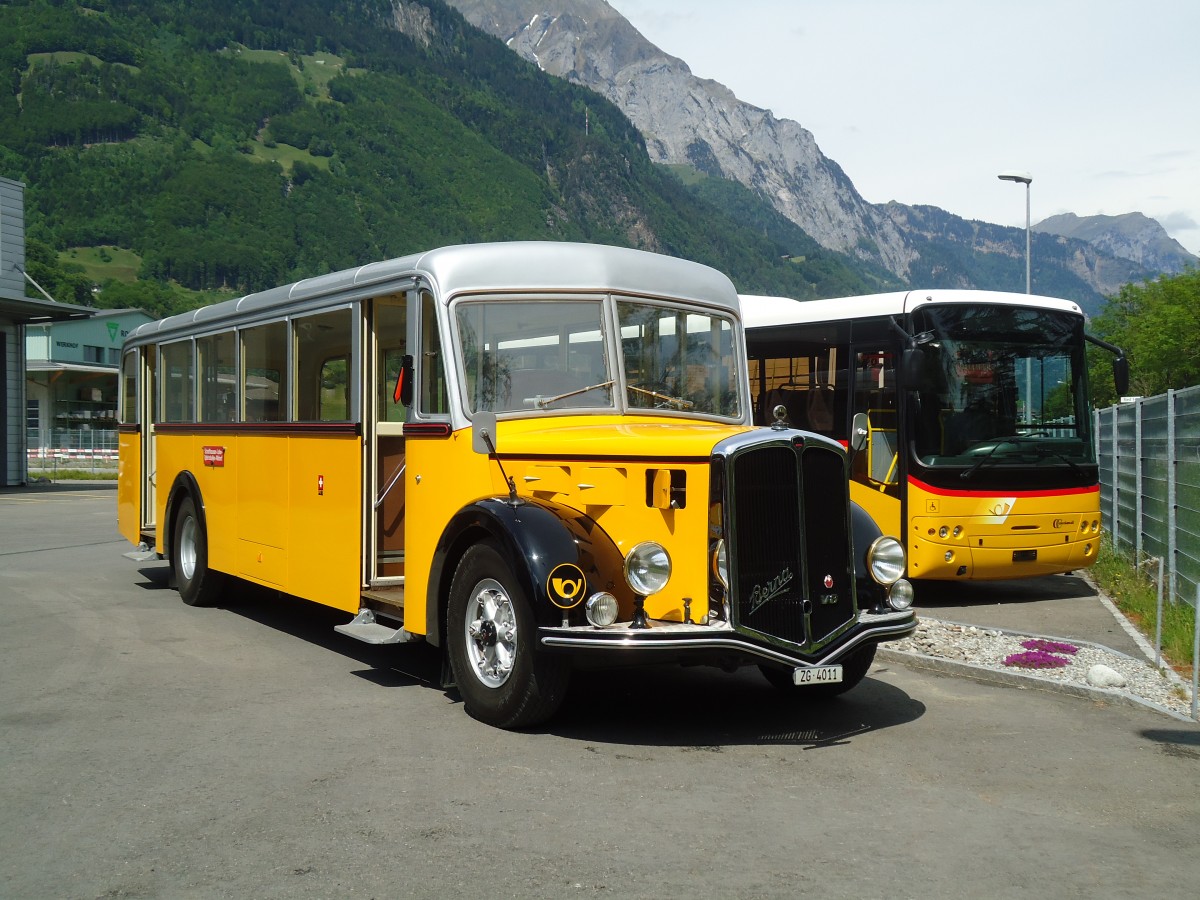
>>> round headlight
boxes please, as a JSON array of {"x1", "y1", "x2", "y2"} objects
[
  {"x1": 887, "y1": 579, "x2": 915, "y2": 611},
  {"x1": 867, "y1": 536, "x2": 905, "y2": 586},
  {"x1": 625, "y1": 541, "x2": 671, "y2": 596},
  {"x1": 712, "y1": 539, "x2": 728, "y2": 588},
  {"x1": 585, "y1": 592, "x2": 619, "y2": 627}
]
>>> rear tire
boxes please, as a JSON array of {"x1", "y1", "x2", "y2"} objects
[
  {"x1": 447, "y1": 543, "x2": 570, "y2": 729},
  {"x1": 759, "y1": 643, "x2": 877, "y2": 700},
  {"x1": 172, "y1": 495, "x2": 225, "y2": 607}
]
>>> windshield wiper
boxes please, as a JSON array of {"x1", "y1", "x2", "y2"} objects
[
  {"x1": 959, "y1": 437, "x2": 1027, "y2": 480},
  {"x1": 534, "y1": 379, "x2": 615, "y2": 409},
  {"x1": 1034, "y1": 445, "x2": 1083, "y2": 474},
  {"x1": 627, "y1": 384, "x2": 694, "y2": 410}
]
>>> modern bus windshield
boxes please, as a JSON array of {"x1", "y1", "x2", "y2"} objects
[{"x1": 908, "y1": 304, "x2": 1094, "y2": 480}]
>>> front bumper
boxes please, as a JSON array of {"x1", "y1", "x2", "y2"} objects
[{"x1": 539, "y1": 607, "x2": 916, "y2": 669}]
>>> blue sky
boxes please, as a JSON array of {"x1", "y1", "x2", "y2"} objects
[{"x1": 614, "y1": 0, "x2": 1200, "y2": 255}]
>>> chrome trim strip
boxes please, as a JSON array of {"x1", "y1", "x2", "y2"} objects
[{"x1": 538, "y1": 613, "x2": 916, "y2": 667}]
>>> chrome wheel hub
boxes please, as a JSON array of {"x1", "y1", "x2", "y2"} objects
[
  {"x1": 179, "y1": 515, "x2": 197, "y2": 581},
  {"x1": 464, "y1": 578, "x2": 517, "y2": 688}
]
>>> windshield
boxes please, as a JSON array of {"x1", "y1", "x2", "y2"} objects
[
  {"x1": 455, "y1": 297, "x2": 742, "y2": 419},
  {"x1": 457, "y1": 300, "x2": 612, "y2": 413},
  {"x1": 907, "y1": 304, "x2": 1093, "y2": 474},
  {"x1": 617, "y1": 300, "x2": 741, "y2": 418}
]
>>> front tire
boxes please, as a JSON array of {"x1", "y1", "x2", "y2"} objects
[
  {"x1": 759, "y1": 643, "x2": 877, "y2": 700},
  {"x1": 447, "y1": 543, "x2": 570, "y2": 728},
  {"x1": 172, "y1": 495, "x2": 225, "y2": 607}
]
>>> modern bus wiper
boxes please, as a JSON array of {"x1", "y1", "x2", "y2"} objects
[
  {"x1": 959, "y1": 437, "x2": 1027, "y2": 480},
  {"x1": 534, "y1": 379, "x2": 615, "y2": 409},
  {"x1": 627, "y1": 384, "x2": 695, "y2": 410},
  {"x1": 1034, "y1": 445, "x2": 1083, "y2": 474}
]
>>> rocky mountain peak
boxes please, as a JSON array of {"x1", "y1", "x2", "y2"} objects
[
  {"x1": 440, "y1": 0, "x2": 1172, "y2": 305},
  {"x1": 1035, "y1": 212, "x2": 1197, "y2": 275},
  {"x1": 445, "y1": 0, "x2": 915, "y2": 275}
]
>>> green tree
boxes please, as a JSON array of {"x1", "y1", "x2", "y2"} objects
[{"x1": 1089, "y1": 268, "x2": 1200, "y2": 405}]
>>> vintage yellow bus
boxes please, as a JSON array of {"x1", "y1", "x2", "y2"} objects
[
  {"x1": 741, "y1": 289, "x2": 1128, "y2": 583},
  {"x1": 118, "y1": 242, "x2": 915, "y2": 728}
]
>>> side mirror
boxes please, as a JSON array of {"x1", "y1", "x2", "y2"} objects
[
  {"x1": 472, "y1": 409, "x2": 498, "y2": 455},
  {"x1": 392, "y1": 354, "x2": 414, "y2": 406},
  {"x1": 900, "y1": 347, "x2": 926, "y2": 389},
  {"x1": 1112, "y1": 355, "x2": 1129, "y2": 398},
  {"x1": 850, "y1": 412, "x2": 869, "y2": 453}
]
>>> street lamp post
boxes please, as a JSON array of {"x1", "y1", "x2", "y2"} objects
[
  {"x1": 997, "y1": 170, "x2": 1032, "y2": 294},
  {"x1": 998, "y1": 170, "x2": 1033, "y2": 427}
]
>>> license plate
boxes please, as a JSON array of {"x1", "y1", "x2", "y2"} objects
[
  {"x1": 792, "y1": 664, "x2": 843, "y2": 686},
  {"x1": 1013, "y1": 549, "x2": 1038, "y2": 562}
]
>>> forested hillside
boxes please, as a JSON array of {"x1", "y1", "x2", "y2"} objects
[{"x1": 0, "y1": 0, "x2": 895, "y2": 316}]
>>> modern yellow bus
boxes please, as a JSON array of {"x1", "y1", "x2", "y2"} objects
[
  {"x1": 741, "y1": 289, "x2": 1128, "y2": 583},
  {"x1": 118, "y1": 241, "x2": 915, "y2": 728}
]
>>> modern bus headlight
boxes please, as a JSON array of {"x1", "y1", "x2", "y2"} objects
[
  {"x1": 625, "y1": 541, "x2": 671, "y2": 596},
  {"x1": 887, "y1": 579, "x2": 915, "y2": 611},
  {"x1": 585, "y1": 592, "x2": 619, "y2": 627},
  {"x1": 866, "y1": 536, "x2": 906, "y2": 586}
]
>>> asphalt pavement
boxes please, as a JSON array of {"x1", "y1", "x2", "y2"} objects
[
  {"x1": 3, "y1": 481, "x2": 1200, "y2": 899},
  {"x1": 913, "y1": 572, "x2": 1148, "y2": 658}
]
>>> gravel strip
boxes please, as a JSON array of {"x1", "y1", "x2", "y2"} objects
[{"x1": 880, "y1": 617, "x2": 1197, "y2": 721}]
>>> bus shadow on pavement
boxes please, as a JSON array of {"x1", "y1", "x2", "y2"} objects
[
  {"x1": 172, "y1": 576, "x2": 926, "y2": 743},
  {"x1": 915, "y1": 573, "x2": 1095, "y2": 608},
  {"x1": 544, "y1": 664, "x2": 925, "y2": 748},
  {"x1": 1141, "y1": 729, "x2": 1200, "y2": 758}
]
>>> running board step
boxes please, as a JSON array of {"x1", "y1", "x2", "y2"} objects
[{"x1": 334, "y1": 608, "x2": 420, "y2": 645}]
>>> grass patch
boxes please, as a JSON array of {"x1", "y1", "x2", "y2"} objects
[
  {"x1": 62, "y1": 246, "x2": 142, "y2": 284},
  {"x1": 661, "y1": 164, "x2": 708, "y2": 186},
  {"x1": 30, "y1": 468, "x2": 117, "y2": 481},
  {"x1": 221, "y1": 45, "x2": 355, "y2": 102},
  {"x1": 247, "y1": 140, "x2": 329, "y2": 174},
  {"x1": 1090, "y1": 540, "x2": 1197, "y2": 676}
]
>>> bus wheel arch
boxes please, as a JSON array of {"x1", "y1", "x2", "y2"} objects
[
  {"x1": 428, "y1": 497, "x2": 619, "y2": 648},
  {"x1": 165, "y1": 474, "x2": 225, "y2": 607},
  {"x1": 446, "y1": 541, "x2": 570, "y2": 728}
]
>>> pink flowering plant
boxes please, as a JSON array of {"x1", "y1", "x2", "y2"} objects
[
  {"x1": 1003, "y1": 638, "x2": 1079, "y2": 669},
  {"x1": 1020, "y1": 639, "x2": 1079, "y2": 655},
  {"x1": 1003, "y1": 649, "x2": 1071, "y2": 669}
]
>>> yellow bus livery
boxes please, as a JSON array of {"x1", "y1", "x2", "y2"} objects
[
  {"x1": 742, "y1": 289, "x2": 1128, "y2": 583},
  {"x1": 118, "y1": 242, "x2": 916, "y2": 728}
]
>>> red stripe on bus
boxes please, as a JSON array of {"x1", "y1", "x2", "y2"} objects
[{"x1": 908, "y1": 476, "x2": 1099, "y2": 499}]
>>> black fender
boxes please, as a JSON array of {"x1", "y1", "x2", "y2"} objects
[
  {"x1": 164, "y1": 471, "x2": 206, "y2": 575},
  {"x1": 426, "y1": 496, "x2": 634, "y2": 648},
  {"x1": 850, "y1": 500, "x2": 888, "y2": 611}
]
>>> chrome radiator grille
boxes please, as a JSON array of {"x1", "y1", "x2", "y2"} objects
[{"x1": 727, "y1": 439, "x2": 855, "y2": 648}]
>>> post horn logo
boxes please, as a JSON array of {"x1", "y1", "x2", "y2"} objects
[{"x1": 547, "y1": 563, "x2": 587, "y2": 609}]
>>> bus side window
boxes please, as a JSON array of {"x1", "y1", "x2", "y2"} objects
[
  {"x1": 159, "y1": 339, "x2": 194, "y2": 423},
  {"x1": 419, "y1": 290, "x2": 449, "y2": 415},
  {"x1": 243, "y1": 321, "x2": 287, "y2": 422},
  {"x1": 295, "y1": 308, "x2": 353, "y2": 421},
  {"x1": 197, "y1": 330, "x2": 237, "y2": 423}
]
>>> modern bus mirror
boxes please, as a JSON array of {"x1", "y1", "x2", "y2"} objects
[
  {"x1": 900, "y1": 347, "x2": 926, "y2": 389},
  {"x1": 1113, "y1": 356, "x2": 1130, "y2": 397},
  {"x1": 472, "y1": 410, "x2": 499, "y2": 455},
  {"x1": 850, "y1": 412, "x2": 869, "y2": 453}
]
